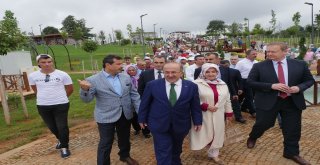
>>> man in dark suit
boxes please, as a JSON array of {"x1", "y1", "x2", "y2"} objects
[
  {"x1": 220, "y1": 60, "x2": 246, "y2": 123},
  {"x1": 137, "y1": 55, "x2": 166, "y2": 138},
  {"x1": 246, "y1": 42, "x2": 314, "y2": 165},
  {"x1": 194, "y1": 53, "x2": 236, "y2": 99},
  {"x1": 138, "y1": 62, "x2": 202, "y2": 165}
]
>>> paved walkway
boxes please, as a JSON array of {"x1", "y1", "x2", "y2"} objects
[{"x1": 0, "y1": 107, "x2": 320, "y2": 165}]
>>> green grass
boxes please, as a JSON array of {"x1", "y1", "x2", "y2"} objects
[{"x1": 30, "y1": 44, "x2": 152, "y2": 71}]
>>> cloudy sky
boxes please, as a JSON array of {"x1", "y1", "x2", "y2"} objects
[{"x1": 0, "y1": 0, "x2": 319, "y2": 37}]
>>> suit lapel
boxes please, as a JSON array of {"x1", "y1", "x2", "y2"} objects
[
  {"x1": 266, "y1": 60, "x2": 279, "y2": 83},
  {"x1": 98, "y1": 72, "x2": 118, "y2": 95},
  {"x1": 286, "y1": 59, "x2": 293, "y2": 86}
]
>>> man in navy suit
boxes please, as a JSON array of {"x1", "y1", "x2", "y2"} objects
[
  {"x1": 137, "y1": 55, "x2": 166, "y2": 138},
  {"x1": 138, "y1": 62, "x2": 202, "y2": 165},
  {"x1": 246, "y1": 42, "x2": 314, "y2": 165}
]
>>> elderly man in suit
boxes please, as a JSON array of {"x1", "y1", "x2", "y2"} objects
[
  {"x1": 138, "y1": 62, "x2": 202, "y2": 165},
  {"x1": 246, "y1": 42, "x2": 314, "y2": 165},
  {"x1": 79, "y1": 55, "x2": 140, "y2": 165}
]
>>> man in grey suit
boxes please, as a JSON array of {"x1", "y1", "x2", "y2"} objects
[{"x1": 79, "y1": 55, "x2": 140, "y2": 165}]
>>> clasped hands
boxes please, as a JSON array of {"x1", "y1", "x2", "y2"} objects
[{"x1": 271, "y1": 83, "x2": 300, "y2": 94}]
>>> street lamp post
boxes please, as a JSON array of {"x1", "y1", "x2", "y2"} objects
[
  {"x1": 244, "y1": 18, "x2": 250, "y2": 47},
  {"x1": 305, "y1": 2, "x2": 314, "y2": 45},
  {"x1": 153, "y1": 23, "x2": 157, "y2": 38},
  {"x1": 140, "y1": 14, "x2": 148, "y2": 56}
]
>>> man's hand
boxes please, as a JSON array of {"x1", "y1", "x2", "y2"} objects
[
  {"x1": 271, "y1": 83, "x2": 290, "y2": 93},
  {"x1": 194, "y1": 125, "x2": 202, "y2": 132},
  {"x1": 78, "y1": 80, "x2": 91, "y2": 91},
  {"x1": 288, "y1": 86, "x2": 300, "y2": 94},
  {"x1": 207, "y1": 105, "x2": 218, "y2": 112},
  {"x1": 139, "y1": 123, "x2": 147, "y2": 129}
]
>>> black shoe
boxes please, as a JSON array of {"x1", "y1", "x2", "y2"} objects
[
  {"x1": 60, "y1": 148, "x2": 71, "y2": 158},
  {"x1": 144, "y1": 134, "x2": 152, "y2": 138},
  {"x1": 283, "y1": 155, "x2": 311, "y2": 165},
  {"x1": 55, "y1": 141, "x2": 61, "y2": 149},
  {"x1": 235, "y1": 118, "x2": 246, "y2": 124},
  {"x1": 246, "y1": 137, "x2": 256, "y2": 149}
]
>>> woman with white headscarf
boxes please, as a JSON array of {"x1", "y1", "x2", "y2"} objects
[{"x1": 190, "y1": 63, "x2": 233, "y2": 165}]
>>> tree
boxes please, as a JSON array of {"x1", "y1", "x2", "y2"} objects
[
  {"x1": 114, "y1": 30, "x2": 123, "y2": 44},
  {"x1": 269, "y1": 10, "x2": 277, "y2": 34},
  {"x1": 73, "y1": 27, "x2": 83, "y2": 47},
  {"x1": 61, "y1": 15, "x2": 93, "y2": 39},
  {"x1": 297, "y1": 37, "x2": 306, "y2": 60},
  {"x1": 315, "y1": 14, "x2": 320, "y2": 37},
  {"x1": 127, "y1": 24, "x2": 133, "y2": 40},
  {"x1": 82, "y1": 39, "x2": 98, "y2": 71},
  {"x1": 206, "y1": 20, "x2": 225, "y2": 36},
  {"x1": 0, "y1": 10, "x2": 27, "y2": 55},
  {"x1": 251, "y1": 24, "x2": 265, "y2": 35},
  {"x1": 227, "y1": 22, "x2": 242, "y2": 36},
  {"x1": 292, "y1": 12, "x2": 301, "y2": 27},
  {"x1": 42, "y1": 26, "x2": 59, "y2": 35},
  {"x1": 98, "y1": 30, "x2": 106, "y2": 45}
]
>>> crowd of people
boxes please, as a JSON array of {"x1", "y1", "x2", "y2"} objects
[{"x1": 29, "y1": 40, "x2": 315, "y2": 165}]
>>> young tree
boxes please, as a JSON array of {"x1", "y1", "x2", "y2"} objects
[
  {"x1": 206, "y1": 20, "x2": 226, "y2": 36},
  {"x1": 98, "y1": 30, "x2": 106, "y2": 45},
  {"x1": 114, "y1": 30, "x2": 123, "y2": 44},
  {"x1": 292, "y1": 12, "x2": 301, "y2": 27},
  {"x1": 0, "y1": 10, "x2": 27, "y2": 55},
  {"x1": 42, "y1": 26, "x2": 59, "y2": 35},
  {"x1": 252, "y1": 24, "x2": 265, "y2": 35},
  {"x1": 227, "y1": 22, "x2": 242, "y2": 36},
  {"x1": 73, "y1": 27, "x2": 83, "y2": 47},
  {"x1": 269, "y1": 10, "x2": 277, "y2": 34},
  {"x1": 127, "y1": 24, "x2": 133, "y2": 40},
  {"x1": 61, "y1": 15, "x2": 93, "y2": 39},
  {"x1": 82, "y1": 39, "x2": 98, "y2": 71}
]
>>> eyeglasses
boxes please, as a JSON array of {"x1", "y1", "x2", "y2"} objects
[{"x1": 45, "y1": 74, "x2": 50, "y2": 82}]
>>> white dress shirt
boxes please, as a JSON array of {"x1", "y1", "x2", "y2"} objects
[
  {"x1": 165, "y1": 79, "x2": 182, "y2": 100},
  {"x1": 185, "y1": 64, "x2": 199, "y2": 81},
  {"x1": 154, "y1": 69, "x2": 164, "y2": 79},
  {"x1": 235, "y1": 58, "x2": 258, "y2": 79}
]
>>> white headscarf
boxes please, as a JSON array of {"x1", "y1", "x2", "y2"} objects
[{"x1": 199, "y1": 63, "x2": 222, "y2": 85}]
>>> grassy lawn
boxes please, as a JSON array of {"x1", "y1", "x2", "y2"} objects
[{"x1": 31, "y1": 44, "x2": 152, "y2": 71}]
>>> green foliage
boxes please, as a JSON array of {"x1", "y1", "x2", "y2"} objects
[
  {"x1": 126, "y1": 24, "x2": 133, "y2": 39},
  {"x1": 120, "y1": 39, "x2": 131, "y2": 46},
  {"x1": 227, "y1": 22, "x2": 242, "y2": 36},
  {"x1": 292, "y1": 12, "x2": 301, "y2": 27},
  {"x1": 0, "y1": 10, "x2": 27, "y2": 55},
  {"x1": 98, "y1": 30, "x2": 106, "y2": 45},
  {"x1": 298, "y1": 37, "x2": 306, "y2": 60},
  {"x1": 216, "y1": 44, "x2": 225, "y2": 59},
  {"x1": 42, "y1": 26, "x2": 59, "y2": 35},
  {"x1": 206, "y1": 20, "x2": 226, "y2": 36},
  {"x1": 269, "y1": 10, "x2": 277, "y2": 34},
  {"x1": 251, "y1": 24, "x2": 265, "y2": 35},
  {"x1": 82, "y1": 39, "x2": 98, "y2": 53},
  {"x1": 61, "y1": 15, "x2": 93, "y2": 39},
  {"x1": 114, "y1": 30, "x2": 123, "y2": 42}
]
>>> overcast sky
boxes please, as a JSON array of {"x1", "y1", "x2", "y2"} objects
[{"x1": 1, "y1": 0, "x2": 319, "y2": 37}]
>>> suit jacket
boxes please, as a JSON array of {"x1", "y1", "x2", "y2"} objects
[
  {"x1": 247, "y1": 59, "x2": 314, "y2": 110},
  {"x1": 229, "y1": 68, "x2": 243, "y2": 92},
  {"x1": 80, "y1": 71, "x2": 141, "y2": 123},
  {"x1": 138, "y1": 69, "x2": 155, "y2": 96},
  {"x1": 194, "y1": 66, "x2": 236, "y2": 96},
  {"x1": 138, "y1": 79, "x2": 202, "y2": 135}
]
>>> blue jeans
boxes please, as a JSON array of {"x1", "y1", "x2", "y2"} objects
[
  {"x1": 97, "y1": 113, "x2": 131, "y2": 165},
  {"x1": 37, "y1": 103, "x2": 70, "y2": 148}
]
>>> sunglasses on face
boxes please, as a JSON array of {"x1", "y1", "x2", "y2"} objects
[{"x1": 45, "y1": 74, "x2": 50, "y2": 82}]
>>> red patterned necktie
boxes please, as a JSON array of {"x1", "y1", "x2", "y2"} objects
[{"x1": 277, "y1": 61, "x2": 287, "y2": 99}]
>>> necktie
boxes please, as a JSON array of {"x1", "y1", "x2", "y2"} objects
[
  {"x1": 158, "y1": 70, "x2": 162, "y2": 79},
  {"x1": 169, "y1": 83, "x2": 177, "y2": 106},
  {"x1": 277, "y1": 62, "x2": 287, "y2": 99}
]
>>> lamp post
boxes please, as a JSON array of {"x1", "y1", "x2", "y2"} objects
[
  {"x1": 244, "y1": 18, "x2": 250, "y2": 46},
  {"x1": 153, "y1": 23, "x2": 157, "y2": 38},
  {"x1": 305, "y1": 2, "x2": 314, "y2": 45},
  {"x1": 140, "y1": 14, "x2": 148, "y2": 56},
  {"x1": 160, "y1": 28, "x2": 162, "y2": 38}
]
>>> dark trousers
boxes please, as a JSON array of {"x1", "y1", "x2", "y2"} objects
[
  {"x1": 131, "y1": 112, "x2": 150, "y2": 135},
  {"x1": 97, "y1": 113, "x2": 131, "y2": 165},
  {"x1": 241, "y1": 79, "x2": 256, "y2": 114},
  {"x1": 231, "y1": 98, "x2": 243, "y2": 120},
  {"x1": 37, "y1": 103, "x2": 70, "y2": 148},
  {"x1": 249, "y1": 97, "x2": 302, "y2": 156},
  {"x1": 152, "y1": 126, "x2": 187, "y2": 165}
]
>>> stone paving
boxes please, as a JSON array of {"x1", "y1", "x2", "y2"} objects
[{"x1": 0, "y1": 107, "x2": 320, "y2": 165}]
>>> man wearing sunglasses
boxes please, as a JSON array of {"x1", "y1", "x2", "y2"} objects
[{"x1": 28, "y1": 54, "x2": 74, "y2": 158}]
